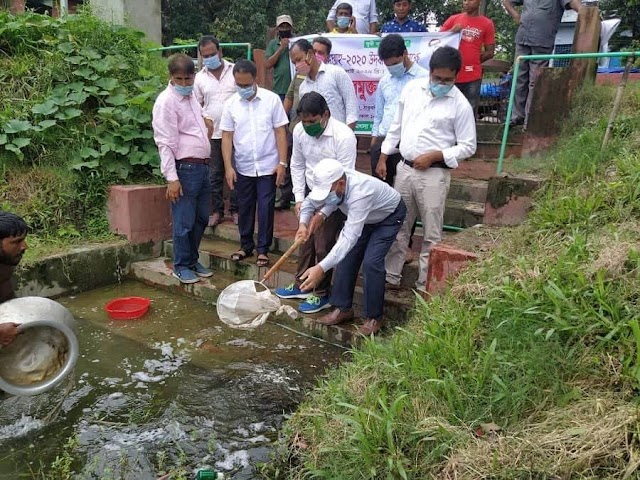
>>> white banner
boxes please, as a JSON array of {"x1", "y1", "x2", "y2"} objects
[{"x1": 292, "y1": 32, "x2": 461, "y2": 134}]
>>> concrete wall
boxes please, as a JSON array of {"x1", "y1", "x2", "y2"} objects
[{"x1": 91, "y1": 0, "x2": 161, "y2": 45}]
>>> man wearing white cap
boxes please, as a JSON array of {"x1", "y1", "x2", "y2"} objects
[
  {"x1": 266, "y1": 14, "x2": 295, "y2": 101},
  {"x1": 297, "y1": 158, "x2": 406, "y2": 335}
]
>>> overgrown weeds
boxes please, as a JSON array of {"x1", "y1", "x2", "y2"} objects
[
  {"x1": 269, "y1": 84, "x2": 640, "y2": 478},
  {"x1": 0, "y1": 8, "x2": 166, "y2": 241}
]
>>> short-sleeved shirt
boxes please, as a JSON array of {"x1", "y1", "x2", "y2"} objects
[
  {"x1": 513, "y1": 0, "x2": 572, "y2": 49},
  {"x1": 380, "y1": 17, "x2": 427, "y2": 33},
  {"x1": 193, "y1": 60, "x2": 236, "y2": 139},
  {"x1": 285, "y1": 74, "x2": 306, "y2": 133},
  {"x1": 220, "y1": 87, "x2": 289, "y2": 177},
  {"x1": 441, "y1": 14, "x2": 495, "y2": 83},
  {"x1": 266, "y1": 38, "x2": 292, "y2": 95},
  {"x1": 326, "y1": 0, "x2": 378, "y2": 34}
]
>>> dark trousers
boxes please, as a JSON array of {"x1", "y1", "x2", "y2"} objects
[
  {"x1": 209, "y1": 139, "x2": 237, "y2": 215},
  {"x1": 171, "y1": 162, "x2": 210, "y2": 273},
  {"x1": 275, "y1": 134, "x2": 294, "y2": 207},
  {"x1": 295, "y1": 209, "x2": 346, "y2": 297},
  {"x1": 370, "y1": 137, "x2": 402, "y2": 187},
  {"x1": 330, "y1": 200, "x2": 406, "y2": 320},
  {"x1": 456, "y1": 79, "x2": 482, "y2": 116},
  {"x1": 513, "y1": 43, "x2": 553, "y2": 124},
  {"x1": 235, "y1": 172, "x2": 276, "y2": 255}
]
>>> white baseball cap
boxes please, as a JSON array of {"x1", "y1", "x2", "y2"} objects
[
  {"x1": 276, "y1": 15, "x2": 293, "y2": 27},
  {"x1": 308, "y1": 158, "x2": 345, "y2": 202}
]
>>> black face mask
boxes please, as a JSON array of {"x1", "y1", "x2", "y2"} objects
[{"x1": 278, "y1": 30, "x2": 292, "y2": 39}]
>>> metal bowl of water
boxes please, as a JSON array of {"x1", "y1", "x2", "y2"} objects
[{"x1": 0, "y1": 297, "x2": 79, "y2": 396}]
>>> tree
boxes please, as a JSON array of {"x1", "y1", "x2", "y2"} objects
[{"x1": 600, "y1": 0, "x2": 640, "y2": 52}]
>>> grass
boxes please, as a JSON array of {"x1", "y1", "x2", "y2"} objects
[{"x1": 266, "y1": 83, "x2": 640, "y2": 478}]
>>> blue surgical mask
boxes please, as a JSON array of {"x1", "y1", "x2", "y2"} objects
[
  {"x1": 387, "y1": 62, "x2": 405, "y2": 78},
  {"x1": 430, "y1": 82, "x2": 454, "y2": 98},
  {"x1": 237, "y1": 85, "x2": 255, "y2": 100},
  {"x1": 173, "y1": 84, "x2": 193, "y2": 96},
  {"x1": 325, "y1": 191, "x2": 341, "y2": 206},
  {"x1": 203, "y1": 55, "x2": 221, "y2": 70},
  {"x1": 336, "y1": 16, "x2": 351, "y2": 29}
]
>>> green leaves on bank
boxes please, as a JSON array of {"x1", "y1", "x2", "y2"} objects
[{"x1": 0, "y1": 9, "x2": 166, "y2": 179}]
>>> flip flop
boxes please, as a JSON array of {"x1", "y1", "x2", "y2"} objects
[
  {"x1": 256, "y1": 254, "x2": 269, "y2": 267},
  {"x1": 231, "y1": 250, "x2": 253, "y2": 262}
]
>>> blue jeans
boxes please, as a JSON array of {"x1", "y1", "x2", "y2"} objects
[
  {"x1": 235, "y1": 173, "x2": 276, "y2": 255},
  {"x1": 330, "y1": 200, "x2": 406, "y2": 320},
  {"x1": 171, "y1": 162, "x2": 210, "y2": 273}
]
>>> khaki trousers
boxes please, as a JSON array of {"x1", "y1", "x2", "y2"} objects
[{"x1": 385, "y1": 162, "x2": 450, "y2": 290}]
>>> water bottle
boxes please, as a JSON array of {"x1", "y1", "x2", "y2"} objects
[{"x1": 195, "y1": 468, "x2": 224, "y2": 479}]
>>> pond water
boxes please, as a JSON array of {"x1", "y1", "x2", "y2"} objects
[{"x1": 0, "y1": 281, "x2": 346, "y2": 479}]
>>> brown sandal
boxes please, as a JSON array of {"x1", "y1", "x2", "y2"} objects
[{"x1": 256, "y1": 254, "x2": 269, "y2": 267}]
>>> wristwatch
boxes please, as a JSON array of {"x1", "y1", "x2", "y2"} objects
[{"x1": 278, "y1": 161, "x2": 287, "y2": 167}]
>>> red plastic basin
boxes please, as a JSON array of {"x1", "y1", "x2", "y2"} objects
[{"x1": 105, "y1": 297, "x2": 151, "y2": 320}]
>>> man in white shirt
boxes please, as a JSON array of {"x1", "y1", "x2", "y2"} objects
[
  {"x1": 193, "y1": 36, "x2": 238, "y2": 227},
  {"x1": 377, "y1": 46, "x2": 477, "y2": 292},
  {"x1": 221, "y1": 60, "x2": 289, "y2": 267},
  {"x1": 326, "y1": 0, "x2": 378, "y2": 34},
  {"x1": 297, "y1": 159, "x2": 406, "y2": 335},
  {"x1": 289, "y1": 39, "x2": 359, "y2": 129},
  {"x1": 274, "y1": 92, "x2": 357, "y2": 315},
  {"x1": 371, "y1": 33, "x2": 428, "y2": 186}
]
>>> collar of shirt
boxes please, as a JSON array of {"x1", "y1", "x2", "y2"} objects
[
  {"x1": 319, "y1": 117, "x2": 338, "y2": 138},
  {"x1": 308, "y1": 62, "x2": 327, "y2": 82}
]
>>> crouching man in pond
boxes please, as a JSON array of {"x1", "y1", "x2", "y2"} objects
[
  {"x1": 297, "y1": 159, "x2": 406, "y2": 335},
  {"x1": 0, "y1": 211, "x2": 28, "y2": 345},
  {"x1": 152, "y1": 53, "x2": 215, "y2": 284}
]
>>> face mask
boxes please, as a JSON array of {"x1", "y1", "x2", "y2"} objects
[
  {"x1": 387, "y1": 62, "x2": 405, "y2": 78},
  {"x1": 295, "y1": 58, "x2": 311, "y2": 75},
  {"x1": 278, "y1": 30, "x2": 292, "y2": 39},
  {"x1": 336, "y1": 16, "x2": 351, "y2": 29},
  {"x1": 303, "y1": 119, "x2": 325, "y2": 137},
  {"x1": 203, "y1": 55, "x2": 221, "y2": 70},
  {"x1": 236, "y1": 85, "x2": 255, "y2": 100},
  {"x1": 173, "y1": 84, "x2": 193, "y2": 96},
  {"x1": 315, "y1": 53, "x2": 327, "y2": 63},
  {"x1": 430, "y1": 82, "x2": 454, "y2": 98},
  {"x1": 325, "y1": 191, "x2": 341, "y2": 206}
]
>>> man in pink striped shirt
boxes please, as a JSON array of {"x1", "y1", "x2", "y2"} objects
[{"x1": 152, "y1": 53, "x2": 215, "y2": 284}]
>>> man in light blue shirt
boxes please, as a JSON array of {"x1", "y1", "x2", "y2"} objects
[
  {"x1": 297, "y1": 158, "x2": 406, "y2": 335},
  {"x1": 371, "y1": 34, "x2": 428, "y2": 186}
]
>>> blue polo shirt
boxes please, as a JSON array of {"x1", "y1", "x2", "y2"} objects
[{"x1": 380, "y1": 17, "x2": 427, "y2": 33}]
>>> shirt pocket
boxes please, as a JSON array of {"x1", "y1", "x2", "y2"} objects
[{"x1": 255, "y1": 113, "x2": 274, "y2": 132}]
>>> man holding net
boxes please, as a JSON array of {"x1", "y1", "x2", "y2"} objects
[{"x1": 297, "y1": 159, "x2": 406, "y2": 335}]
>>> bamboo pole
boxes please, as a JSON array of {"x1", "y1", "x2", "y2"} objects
[{"x1": 601, "y1": 55, "x2": 634, "y2": 152}]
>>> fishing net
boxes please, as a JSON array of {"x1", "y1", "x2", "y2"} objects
[{"x1": 216, "y1": 280, "x2": 297, "y2": 330}]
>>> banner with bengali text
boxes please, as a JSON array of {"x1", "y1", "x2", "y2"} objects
[{"x1": 291, "y1": 32, "x2": 461, "y2": 135}]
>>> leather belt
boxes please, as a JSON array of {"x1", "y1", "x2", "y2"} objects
[
  {"x1": 177, "y1": 157, "x2": 209, "y2": 165},
  {"x1": 402, "y1": 158, "x2": 450, "y2": 170},
  {"x1": 402, "y1": 158, "x2": 415, "y2": 168}
]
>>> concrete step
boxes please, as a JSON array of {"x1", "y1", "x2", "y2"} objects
[
  {"x1": 448, "y1": 177, "x2": 488, "y2": 204},
  {"x1": 444, "y1": 199, "x2": 485, "y2": 228},
  {"x1": 131, "y1": 251, "x2": 414, "y2": 347},
  {"x1": 164, "y1": 235, "x2": 421, "y2": 291}
]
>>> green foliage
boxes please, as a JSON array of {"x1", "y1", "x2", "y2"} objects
[
  {"x1": 0, "y1": 9, "x2": 167, "y2": 239},
  {"x1": 269, "y1": 84, "x2": 640, "y2": 478},
  {"x1": 0, "y1": 9, "x2": 165, "y2": 178}
]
